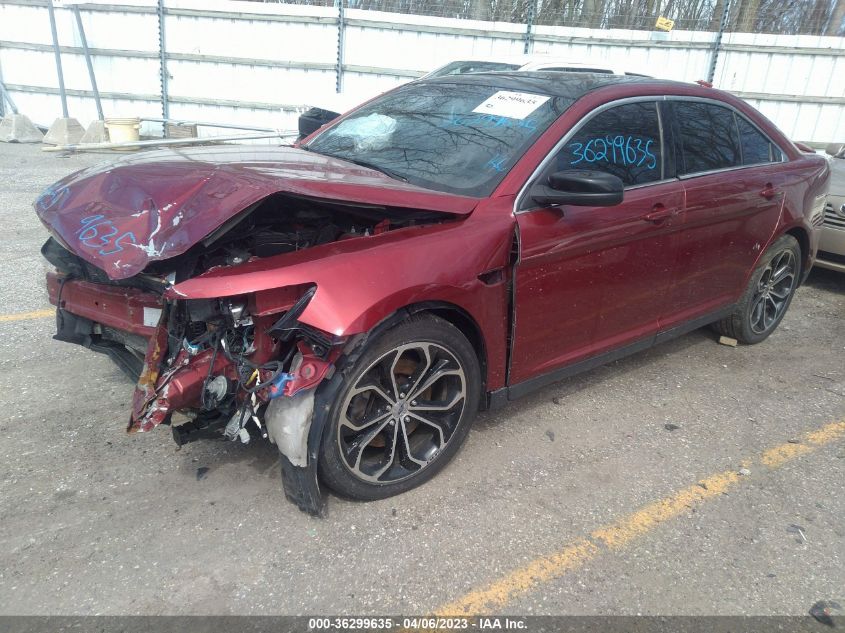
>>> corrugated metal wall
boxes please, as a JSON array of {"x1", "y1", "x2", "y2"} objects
[{"x1": 1, "y1": 0, "x2": 843, "y2": 142}]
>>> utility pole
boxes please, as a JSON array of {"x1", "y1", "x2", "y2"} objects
[
  {"x1": 336, "y1": 0, "x2": 346, "y2": 93},
  {"x1": 524, "y1": 0, "x2": 537, "y2": 54},
  {"x1": 157, "y1": 0, "x2": 170, "y2": 133},
  {"x1": 46, "y1": 0, "x2": 69, "y2": 118},
  {"x1": 73, "y1": 5, "x2": 104, "y2": 120},
  {"x1": 707, "y1": 0, "x2": 731, "y2": 84}
]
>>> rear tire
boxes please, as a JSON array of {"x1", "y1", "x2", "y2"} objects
[
  {"x1": 711, "y1": 234, "x2": 801, "y2": 344},
  {"x1": 318, "y1": 315, "x2": 481, "y2": 501}
]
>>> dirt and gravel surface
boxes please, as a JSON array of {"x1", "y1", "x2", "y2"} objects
[{"x1": 0, "y1": 143, "x2": 843, "y2": 616}]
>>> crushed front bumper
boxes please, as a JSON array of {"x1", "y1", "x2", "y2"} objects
[
  {"x1": 45, "y1": 272, "x2": 237, "y2": 430},
  {"x1": 46, "y1": 271, "x2": 161, "y2": 338},
  {"x1": 45, "y1": 270, "x2": 339, "y2": 516},
  {"x1": 46, "y1": 272, "x2": 161, "y2": 378}
]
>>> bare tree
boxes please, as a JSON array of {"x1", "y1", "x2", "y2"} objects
[
  {"x1": 315, "y1": 0, "x2": 845, "y2": 35},
  {"x1": 825, "y1": 0, "x2": 845, "y2": 33}
]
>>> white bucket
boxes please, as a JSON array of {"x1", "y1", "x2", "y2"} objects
[{"x1": 104, "y1": 117, "x2": 141, "y2": 147}]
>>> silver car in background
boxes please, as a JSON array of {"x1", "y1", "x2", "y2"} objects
[{"x1": 817, "y1": 143, "x2": 845, "y2": 272}]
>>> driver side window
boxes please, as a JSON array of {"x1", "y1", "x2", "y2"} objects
[{"x1": 551, "y1": 101, "x2": 664, "y2": 188}]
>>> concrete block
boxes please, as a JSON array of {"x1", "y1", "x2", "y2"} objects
[
  {"x1": 43, "y1": 117, "x2": 85, "y2": 146},
  {"x1": 80, "y1": 119, "x2": 109, "y2": 144},
  {"x1": 0, "y1": 114, "x2": 44, "y2": 143}
]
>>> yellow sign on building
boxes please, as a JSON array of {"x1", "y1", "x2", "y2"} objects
[{"x1": 655, "y1": 16, "x2": 675, "y2": 31}]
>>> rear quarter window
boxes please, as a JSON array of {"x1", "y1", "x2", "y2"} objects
[{"x1": 737, "y1": 116, "x2": 782, "y2": 165}]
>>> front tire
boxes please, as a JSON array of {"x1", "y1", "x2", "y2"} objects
[
  {"x1": 712, "y1": 234, "x2": 801, "y2": 344},
  {"x1": 318, "y1": 314, "x2": 481, "y2": 501}
]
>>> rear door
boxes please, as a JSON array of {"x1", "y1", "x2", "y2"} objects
[
  {"x1": 661, "y1": 99, "x2": 789, "y2": 329},
  {"x1": 510, "y1": 99, "x2": 685, "y2": 385}
]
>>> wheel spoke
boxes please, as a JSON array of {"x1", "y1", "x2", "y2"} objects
[
  {"x1": 410, "y1": 362, "x2": 463, "y2": 400},
  {"x1": 341, "y1": 410, "x2": 390, "y2": 432},
  {"x1": 349, "y1": 417, "x2": 393, "y2": 472},
  {"x1": 402, "y1": 344, "x2": 434, "y2": 398},
  {"x1": 362, "y1": 348, "x2": 399, "y2": 401},
  {"x1": 770, "y1": 285, "x2": 791, "y2": 300},
  {"x1": 372, "y1": 421, "x2": 399, "y2": 480},
  {"x1": 408, "y1": 411, "x2": 446, "y2": 447},
  {"x1": 385, "y1": 348, "x2": 404, "y2": 401},
  {"x1": 764, "y1": 296, "x2": 777, "y2": 328},
  {"x1": 399, "y1": 419, "x2": 428, "y2": 468},
  {"x1": 757, "y1": 266, "x2": 773, "y2": 291},
  {"x1": 772, "y1": 263, "x2": 793, "y2": 284},
  {"x1": 769, "y1": 293, "x2": 786, "y2": 313},
  {"x1": 410, "y1": 391, "x2": 465, "y2": 412},
  {"x1": 750, "y1": 295, "x2": 766, "y2": 331},
  {"x1": 348, "y1": 380, "x2": 395, "y2": 407}
]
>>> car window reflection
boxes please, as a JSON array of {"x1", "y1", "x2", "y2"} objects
[{"x1": 306, "y1": 82, "x2": 573, "y2": 197}]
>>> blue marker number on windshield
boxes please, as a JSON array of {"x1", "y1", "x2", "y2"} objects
[
  {"x1": 450, "y1": 112, "x2": 538, "y2": 132},
  {"x1": 570, "y1": 136, "x2": 657, "y2": 170},
  {"x1": 486, "y1": 154, "x2": 508, "y2": 172}
]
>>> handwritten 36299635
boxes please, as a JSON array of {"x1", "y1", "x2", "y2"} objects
[{"x1": 569, "y1": 135, "x2": 658, "y2": 170}]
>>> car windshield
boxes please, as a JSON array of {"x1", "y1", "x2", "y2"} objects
[{"x1": 305, "y1": 81, "x2": 572, "y2": 197}]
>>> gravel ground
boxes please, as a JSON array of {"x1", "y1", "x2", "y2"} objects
[{"x1": 0, "y1": 143, "x2": 843, "y2": 617}]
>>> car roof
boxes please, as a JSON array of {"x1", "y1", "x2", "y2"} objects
[
  {"x1": 416, "y1": 70, "x2": 689, "y2": 100},
  {"x1": 423, "y1": 56, "x2": 646, "y2": 77},
  {"x1": 433, "y1": 54, "x2": 617, "y2": 67},
  {"x1": 517, "y1": 59, "x2": 635, "y2": 74},
  {"x1": 427, "y1": 54, "x2": 561, "y2": 65}
]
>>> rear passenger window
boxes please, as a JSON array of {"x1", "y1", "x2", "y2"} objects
[
  {"x1": 737, "y1": 116, "x2": 778, "y2": 165},
  {"x1": 554, "y1": 102, "x2": 663, "y2": 187},
  {"x1": 674, "y1": 102, "x2": 740, "y2": 174}
]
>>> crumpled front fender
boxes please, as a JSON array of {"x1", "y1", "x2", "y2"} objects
[
  {"x1": 165, "y1": 214, "x2": 512, "y2": 352},
  {"x1": 274, "y1": 311, "x2": 407, "y2": 517}
]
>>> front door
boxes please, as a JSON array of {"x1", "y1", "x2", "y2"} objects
[{"x1": 509, "y1": 100, "x2": 684, "y2": 385}]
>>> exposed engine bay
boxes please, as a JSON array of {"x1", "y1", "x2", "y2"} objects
[
  {"x1": 42, "y1": 192, "x2": 453, "y2": 513},
  {"x1": 144, "y1": 193, "x2": 440, "y2": 281},
  {"x1": 45, "y1": 193, "x2": 442, "y2": 285}
]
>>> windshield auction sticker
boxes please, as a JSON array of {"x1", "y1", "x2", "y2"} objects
[{"x1": 472, "y1": 91, "x2": 551, "y2": 119}]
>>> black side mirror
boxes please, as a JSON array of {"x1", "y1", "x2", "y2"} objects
[{"x1": 531, "y1": 170, "x2": 624, "y2": 207}]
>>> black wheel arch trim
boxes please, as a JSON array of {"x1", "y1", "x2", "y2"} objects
[{"x1": 284, "y1": 305, "x2": 443, "y2": 515}]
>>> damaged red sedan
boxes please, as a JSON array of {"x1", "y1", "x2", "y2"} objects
[{"x1": 36, "y1": 73, "x2": 828, "y2": 514}]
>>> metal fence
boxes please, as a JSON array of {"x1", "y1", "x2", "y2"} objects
[
  {"x1": 254, "y1": 0, "x2": 845, "y2": 35},
  {"x1": 1, "y1": 0, "x2": 844, "y2": 143}
]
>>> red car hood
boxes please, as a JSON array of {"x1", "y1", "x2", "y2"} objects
[{"x1": 35, "y1": 145, "x2": 478, "y2": 280}]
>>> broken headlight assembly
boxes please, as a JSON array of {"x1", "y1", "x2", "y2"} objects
[{"x1": 159, "y1": 289, "x2": 336, "y2": 447}]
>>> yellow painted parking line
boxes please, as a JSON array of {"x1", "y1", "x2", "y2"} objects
[
  {"x1": 590, "y1": 469, "x2": 740, "y2": 550},
  {"x1": 0, "y1": 308, "x2": 54, "y2": 323},
  {"x1": 437, "y1": 419, "x2": 845, "y2": 617}
]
